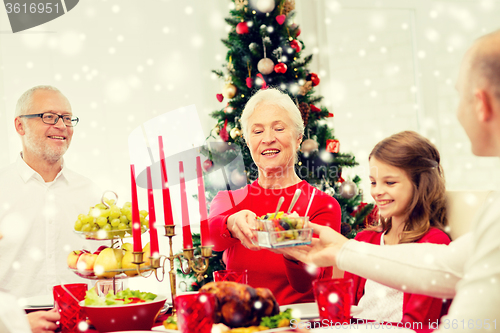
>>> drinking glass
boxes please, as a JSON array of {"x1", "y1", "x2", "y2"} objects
[
  {"x1": 213, "y1": 269, "x2": 248, "y2": 284},
  {"x1": 53, "y1": 283, "x2": 88, "y2": 333},
  {"x1": 313, "y1": 278, "x2": 353, "y2": 323},
  {"x1": 175, "y1": 293, "x2": 216, "y2": 333}
]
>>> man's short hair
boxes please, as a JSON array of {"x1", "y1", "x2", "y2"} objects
[{"x1": 15, "y1": 85, "x2": 62, "y2": 117}]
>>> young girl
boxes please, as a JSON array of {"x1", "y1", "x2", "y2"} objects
[{"x1": 346, "y1": 131, "x2": 451, "y2": 325}]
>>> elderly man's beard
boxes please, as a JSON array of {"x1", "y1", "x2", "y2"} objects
[{"x1": 23, "y1": 127, "x2": 69, "y2": 164}]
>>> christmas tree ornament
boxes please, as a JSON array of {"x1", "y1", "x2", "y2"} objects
[
  {"x1": 274, "y1": 62, "x2": 287, "y2": 74},
  {"x1": 256, "y1": 73, "x2": 268, "y2": 89},
  {"x1": 230, "y1": 169, "x2": 247, "y2": 186},
  {"x1": 300, "y1": 138, "x2": 319, "y2": 154},
  {"x1": 211, "y1": 125, "x2": 220, "y2": 137},
  {"x1": 254, "y1": 0, "x2": 275, "y2": 13},
  {"x1": 276, "y1": 14, "x2": 286, "y2": 25},
  {"x1": 290, "y1": 23, "x2": 301, "y2": 37},
  {"x1": 326, "y1": 139, "x2": 340, "y2": 153},
  {"x1": 328, "y1": 112, "x2": 334, "y2": 118},
  {"x1": 236, "y1": 22, "x2": 250, "y2": 34},
  {"x1": 340, "y1": 180, "x2": 357, "y2": 199},
  {"x1": 365, "y1": 205, "x2": 379, "y2": 227},
  {"x1": 220, "y1": 119, "x2": 229, "y2": 142},
  {"x1": 283, "y1": 0, "x2": 295, "y2": 15},
  {"x1": 310, "y1": 104, "x2": 321, "y2": 112},
  {"x1": 290, "y1": 39, "x2": 301, "y2": 53},
  {"x1": 325, "y1": 186, "x2": 335, "y2": 196},
  {"x1": 299, "y1": 102, "x2": 310, "y2": 127},
  {"x1": 257, "y1": 58, "x2": 274, "y2": 74},
  {"x1": 229, "y1": 127, "x2": 242, "y2": 139},
  {"x1": 216, "y1": 93, "x2": 224, "y2": 102},
  {"x1": 202, "y1": 159, "x2": 214, "y2": 172},
  {"x1": 246, "y1": 62, "x2": 253, "y2": 88},
  {"x1": 222, "y1": 83, "x2": 237, "y2": 99},
  {"x1": 307, "y1": 73, "x2": 320, "y2": 86},
  {"x1": 235, "y1": 0, "x2": 249, "y2": 10},
  {"x1": 298, "y1": 81, "x2": 312, "y2": 96}
]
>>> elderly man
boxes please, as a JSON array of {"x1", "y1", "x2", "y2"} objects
[
  {"x1": 0, "y1": 86, "x2": 101, "y2": 332},
  {"x1": 281, "y1": 30, "x2": 500, "y2": 332}
]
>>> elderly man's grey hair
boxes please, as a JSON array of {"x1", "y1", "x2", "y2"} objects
[
  {"x1": 15, "y1": 85, "x2": 65, "y2": 117},
  {"x1": 241, "y1": 88, "x2": 305, "y2": 140}
]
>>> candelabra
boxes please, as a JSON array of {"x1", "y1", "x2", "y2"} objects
[{"x1": 132, "y1": 225, "x2": 213, "y2": 304}]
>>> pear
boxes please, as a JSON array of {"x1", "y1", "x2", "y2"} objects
[
  {"x1": 121, "y1": 251, "x2": 139, "y2": 277},
  {"x1": 121, "y1": 242, "x2": 133, "y2": 252},
  {"x1": 94, "y1": 248, "x2": 124, "y2": 278},
  {"x1": 143, "y1": 242, "x2": 151, "y2": 267}
]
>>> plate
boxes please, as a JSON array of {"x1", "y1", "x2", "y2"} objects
[
  {"x1": 21, "y1": 294, "x2": 53, "y2": 309},
  {"x1": 279, "y1": 303, "x2": 361, "y2": 320}
]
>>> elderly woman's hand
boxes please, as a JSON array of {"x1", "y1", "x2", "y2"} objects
[{"x1": 227, "y1": 210, "x2": 261, "y2": 251}]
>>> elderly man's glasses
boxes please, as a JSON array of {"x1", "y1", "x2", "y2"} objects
[{"x1": 19, "y1": 112, "x2": 79, "y2": 127}]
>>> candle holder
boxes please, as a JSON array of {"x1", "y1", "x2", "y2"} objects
[{"x1": 134, "y1": 224, "x2": 212, "y2": 305}]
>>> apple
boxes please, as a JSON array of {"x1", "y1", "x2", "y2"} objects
[
  {"x1": 94, "y1": 248, "x2": 124, "y2": 278},
  {"x1": 94, "y1": 245, "x2": 108, "y2": 255},
  {"x1": 76, "y1": 252, "x2": 98, "y2": 274},
  {"x1": 67, "y1": 250, "x2": 84, "y2": 269}
]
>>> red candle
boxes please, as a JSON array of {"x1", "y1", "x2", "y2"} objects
[
  {"x1": 159, "y1": 136, "x2": 174, "y2": 226},
  {"x1": 130, "y1": 164, "x2": 142, "y2": 252},
  {"x1": 146, "y1": 166, "x2": 159, "y2": 257},
  {"x1": 196, "y1": 156, "x2": 210, "y2": 247},
  {"x1": 179, "y1": 161, "x2": 193, "y2": 249}
]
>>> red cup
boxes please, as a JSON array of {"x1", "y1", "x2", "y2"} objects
[
  {"x1": 313, "y1": 278, "x2": 353, "y2": 323},
  {"x1": 53, "y1": 283, "x2": 88, "y2": 333},
  {"x1": 175, "y1": 293, "x2": 216, "y2": 333},
  {"x1": 213, "y1": 269, "x2": 248, "y2": 284}
]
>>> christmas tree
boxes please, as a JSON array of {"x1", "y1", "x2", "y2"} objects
[{"x1": 204, "y1": 0, "x2": 376, "y2": 238}]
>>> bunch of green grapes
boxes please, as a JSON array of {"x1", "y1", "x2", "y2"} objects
[{"x1": 74, "y1": 199, "x2": 149, "y2": 238}]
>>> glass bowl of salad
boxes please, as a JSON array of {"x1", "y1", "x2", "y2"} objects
[{"x1": 251, "y1": 212, "x2": 312, "y2": 248}]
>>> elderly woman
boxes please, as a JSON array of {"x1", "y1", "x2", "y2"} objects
[{"x1": 208, "y1": 88, "x2": 341, "y2": 305}]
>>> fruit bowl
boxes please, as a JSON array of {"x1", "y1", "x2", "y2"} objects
[
  {"x1": 80, "y1": 295, "x2": 167, "y2": 332},
  {"x1": 70, "y1": 267, "x2": 154, "y2": 279}
]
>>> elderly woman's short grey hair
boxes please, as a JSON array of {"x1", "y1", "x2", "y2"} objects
[
  {"x1": 241, "y1": 88, "x2": 305, "y2": 140},
  {"x1": 15, "y1": 85, "x2": 64, "y2": 117}
]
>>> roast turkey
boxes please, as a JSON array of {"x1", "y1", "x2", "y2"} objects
[{"x1": 199, "y1": 281, "x2": 280, "y2": 327}]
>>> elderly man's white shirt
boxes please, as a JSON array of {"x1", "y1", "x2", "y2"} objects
[{"x1": 0, "y1": 155, "x2": 101, "y2": 299}]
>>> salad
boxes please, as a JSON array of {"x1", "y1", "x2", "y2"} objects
[
  {"x1": 84, "y1": 287, "x2": 157, "y2": 306},
  {"x1": 256, "y1": 211, "x2": 307, "y2": 232}
]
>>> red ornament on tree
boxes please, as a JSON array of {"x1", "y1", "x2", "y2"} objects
[
  {"x1": 365, "y1": 206, "x2": 380, "y2": 227},
  {"x1": 276, "y1": 14, "x2": 286, "y2": 25},
  {"x1": 328, "y1": 112, "x2": 334, "y2": 118},
  {"x1": 202, "y1": 159, "x2": 214, "y2": 172},
  {"x1": 274, "y1": 62, "x2": 287, "y2": 74},
  {"x1": 310, "y1": 104, "x2": 321, "y2": 112},
  {"x1": 307, "y1": 73, "x2": 320, "y2": 86},
  {"x1": 290, "y1": 40, "x2": 302, "y2": 53},
  {"x1": 350, "y1": 202, "x2": 368, "y2": 217},
  {"x1": 290, "y1": 23, "x2": 301, "y2": 37},
  {"x1": 216, "y1": 93, "x2": 223, "y2": 102},
  {"x1": 246, "y1": 77, "x2": 252, "y2": 88},
  {"x1": 236, "y1": 22, "x2": 249, "y2": 34},
  {"x1": 220, "y1": 119, "x2": 229, "y2": 141},
  {"x1": 326, "y1": 139, "x2": 340, "y2": 153},
  {"x1": 256, "y1": 73, "x2": 267, "y2": 89}
]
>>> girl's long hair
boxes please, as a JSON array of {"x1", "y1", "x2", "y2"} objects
[{"x1": 369, "y1": 131, "x2": 449, "y2": 243}]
